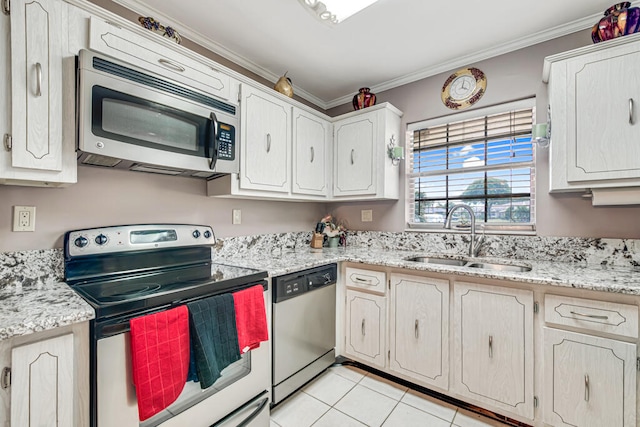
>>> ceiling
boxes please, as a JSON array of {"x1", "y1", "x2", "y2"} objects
[{"x1": 112, "y1": 0, "x2": 622, "y2": 109}]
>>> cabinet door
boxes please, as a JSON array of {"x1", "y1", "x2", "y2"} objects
[
  {"x1": 345, "y1": 290, "x2": 386, "y2": 368},
  {"x1": 10, "y1": 0, "x2": 64, "y2": 171},
  {"x1": 389, "y1": 273, "x2": 449, "y2": 390},
  {"x1": 567, "y1": 48, "x2": 640, "y2": 182},
  {"x1": 333, "y1": 112, "x2": 377, "y2": 196},
  {"x1": 240, "y1": 85, "x2": 291, "y2": 192},
  {"x1": 453, "y1": 281, "x2": 534, "y2": 420},
  {"x1": 11, "y1": 333, "x2": 74, "y2": 426},
  {"x1": 89, "y1": 18, "x2": 232, "y2": 101},
  {"x1": 544, "y1": 328, "x2": 636, "y2": 427},
  {"x1": 292, "y1": 108, "x2": 330, "y2": 197}
]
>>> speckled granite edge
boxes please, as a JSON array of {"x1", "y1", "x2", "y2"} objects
[
  {"x1": 0, "y1": 249, "x2": 63, "y2": 289},
  {"x1": 215, "y1": 231, "x2": 640, "y2": 267}
]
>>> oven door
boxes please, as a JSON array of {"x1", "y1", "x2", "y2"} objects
[
  {"x1": 95, "y1": 293, "x2": 270, "y2": 427},
  {"x1": 78, "y1": 50, "x2": 238, "y2": 176}
]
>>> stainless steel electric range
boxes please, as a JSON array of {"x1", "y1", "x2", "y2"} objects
[{"x1": 64, "y1": 224, "x2": 270, "y2": 427}]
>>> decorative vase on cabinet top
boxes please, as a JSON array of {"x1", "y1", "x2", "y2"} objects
[
  {"x1": 274, "y1": 72, "x2": 294, "y2": 98},
  {"x1": 352, "y1": 87, "x2": 376, "y2": 110},
  {"x1": 591, "y1": 2, "x2": 640, "y2": 43}
]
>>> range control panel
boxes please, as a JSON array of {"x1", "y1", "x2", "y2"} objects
[{"x1": 65, "y1": 224, "x2": 215, "y2": 258}]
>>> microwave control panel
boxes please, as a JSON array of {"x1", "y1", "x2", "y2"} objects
[{"x1": 218, "y1": 123, "x2": 235, "y2": 160}]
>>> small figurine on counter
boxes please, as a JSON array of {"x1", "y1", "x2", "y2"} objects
[{"x1": 317, "y1": 215, "x2": 347, "y2": 248}]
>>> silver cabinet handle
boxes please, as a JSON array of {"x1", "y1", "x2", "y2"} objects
[
  {"x1": 488, "y1": 335, "x2": 493, "y2": 358},
  {"x1": 630, "y1": 99, "x2": 635, "y2": 125},
  {"x1": 35, "y1": 63, "x2": 42, "y2": 97},
  {"x1": 350, "y1": 149, "x2": 355, "y2": 165},
  {"x1": 570, "y1": 311, "x2": 609, "y2": 320},
  {"x1": 158, "y1": 58, "x2": 185, "y2": 72},
  {"x1": 585, "y1": 374, "x2": 590, "y2": 402},
  {"x1": 1, "y1": 367, "x2": 10, "y2": 389},
  {"x1": 414, "y1": 320, "x2": 419, "y2": 339},
  {"x1": 310, "y1": 146, "x2": 315, "y2": 163},
  {"x1": 354, "y1": 277, "x2": 372, "y2": 284},
  {"x1": 266, "y1": 133, "x2": 271, "y2": 153},
  {"x1": 361, "y1": 319, "x2": 365, "y2": 336}
]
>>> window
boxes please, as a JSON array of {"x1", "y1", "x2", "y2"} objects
[{"x1": 407, "y1": 99, "x2": 536, "y2": 232}]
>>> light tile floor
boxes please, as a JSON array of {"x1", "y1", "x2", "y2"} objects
[{"x1": 270, "y1": 365, "x2": 508, "y2": 427}]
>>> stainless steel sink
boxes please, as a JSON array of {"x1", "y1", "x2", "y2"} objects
[
  {"x1": 465, "y1": 262, "x2": 532, "y2": 272},
  {"x1": 404, "y1": 256, "x2": 467, "y2": 267},
  {"x1": 404, "y1": 256, "x2": 532, "y2": 272}
]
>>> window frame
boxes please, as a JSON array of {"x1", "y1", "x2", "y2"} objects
[{"x1": 405, "y1": 98, "x2": 537, "y2": 234}]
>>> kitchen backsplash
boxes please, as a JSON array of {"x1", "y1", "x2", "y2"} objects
[
  {"x1": 215, "y1": 231, "x2": 640, "y2": 267},
  {"x1": 2, "y1": 231, "x2": 639, "y2": 289}
]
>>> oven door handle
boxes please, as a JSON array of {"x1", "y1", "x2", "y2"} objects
[
  {"x1": 209, "y1": 112, "x2": 219, "y2": 170},
  {"x1": 214, "y1": 396, "x2": 269, "y2": 427}
]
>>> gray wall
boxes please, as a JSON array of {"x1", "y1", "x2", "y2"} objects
[
  {"x1": 327, "y1": 31, "x2": 640, "y2": 239},
  {"x1": 0, "y1": 167, "x2": 322, "y2": 251}
]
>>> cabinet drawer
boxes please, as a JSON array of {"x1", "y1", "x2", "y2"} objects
[
  {"x1": 89, "y1": 18, "x2": 232, "y2": 101},
  {"x1": 545, "y1": 294, "x2": 638, "y2": 339},
  {"x1": 345, "y1": 267, "x2": 386, "y2": 295}
]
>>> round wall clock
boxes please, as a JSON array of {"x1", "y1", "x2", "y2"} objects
[{"x1": 441, "y1": 67, "x2": 487, "y2": 110}]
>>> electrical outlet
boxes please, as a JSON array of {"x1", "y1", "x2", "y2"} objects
[
  {"x1": 13, "y1": 206, "x2": 36, "y2": 232},
  {"x1": 232, "y1": 209, "x2": 242, "y2": 225},
  {"x1": 361, "y1": 209, "x2": 373, "y2": 222}
]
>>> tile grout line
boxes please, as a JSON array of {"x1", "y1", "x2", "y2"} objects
[{"x1": 378, "y1": 389, "x2": 407, "y2": 427}]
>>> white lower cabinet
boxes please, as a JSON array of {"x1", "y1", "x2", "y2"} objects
[
  {"x1": 11, "y1": 334, "x2": 74, "y2": 426},
  {"x1": 453, "y1": 281, "x2": 534, "y2": 420},
  {"x1": 344, "y1": 289, "x2": 386, "y2": 369},
  {"x1": 543, "y1": 328, "x2": 637, "y2": 427},
  {"x1": 0, "y1": 323, "x2": 89, "y2": 427},
  {"x1": 389, "y1": 273, "x2": 449, "y2": 391}
]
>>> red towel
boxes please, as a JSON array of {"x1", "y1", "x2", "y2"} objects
[
  {"x1": 129, "y1": 305, "x2": 190, "y2": 421},
  {"x1": 233, "y1": 285, "x2": 269, "y2": 354}
]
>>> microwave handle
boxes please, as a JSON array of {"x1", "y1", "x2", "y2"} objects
[{"x1": 209, "y1": 112, "x2": 219, "y2": 170}]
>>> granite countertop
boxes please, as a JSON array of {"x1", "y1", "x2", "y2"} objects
[
  {"x1": 0, "y1": 250, "x2": 95, "y2": 341},
  {"x1": 0, "y1": 281, "x2": 95, "y2": 341},
  {"x1": 213, "y1": 246, "x2": 640, "y2": 296},
  {"x1": 3, "y1": 231, "x2": 640, "y2": 343}
]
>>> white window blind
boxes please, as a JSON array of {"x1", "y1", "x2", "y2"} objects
[{"x1": 407, "y1": 99, "x2": 536, "y2": 231}]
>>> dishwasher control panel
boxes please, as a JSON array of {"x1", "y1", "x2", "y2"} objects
[{"x1": 273, "y1": 264, "x2": 337, "y2": 303}]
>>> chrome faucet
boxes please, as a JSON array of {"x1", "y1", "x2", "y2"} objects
[{"x1": 444, "y1": 204, "x2": 484, "y2": 257}]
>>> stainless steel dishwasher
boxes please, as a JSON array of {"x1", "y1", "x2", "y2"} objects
[{"x1": 272, "y1": 264, "x2": 337, "y2": 404}]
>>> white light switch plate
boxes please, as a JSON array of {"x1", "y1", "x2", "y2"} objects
[
  {"x1": 361, "y1": 209, "x2": 373, "y2": 222},
  {"x1": 232, "y1": 209, "x2": 242, "y2": 225}
]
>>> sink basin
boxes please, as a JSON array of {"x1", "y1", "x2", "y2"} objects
[
  {"x1": 404, "y1": 256, "x2": 532, "y2": 272},
  {"x1": 465, "y1": 262, "x2": 532, "y2": 272},
  {"x1": 404, "y1": 256, "x2": 467, "y2": 267}
]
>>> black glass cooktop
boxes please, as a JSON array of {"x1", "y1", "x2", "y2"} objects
[{"x1": 69, "y1": 262, "x2": 267, "y2": 320}]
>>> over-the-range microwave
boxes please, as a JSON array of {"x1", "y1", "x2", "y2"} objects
[{"x1": 77, "y1": 49, "x2": 238, "y2": 179}]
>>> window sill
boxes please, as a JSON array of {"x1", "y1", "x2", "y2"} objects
[{"x1": 405, "y1": 224, "x2": 537, "y2": 237}]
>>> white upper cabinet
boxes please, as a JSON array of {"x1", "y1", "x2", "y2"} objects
[
  {"x1": 239, "y1": 85, "x2": 291, "y2": 193},
  {"x1": 89, "y1": 17, "x2": 233, "y2": 101},
  {"x1": 292, "y1": 107, "x2": 330, "y2": 197},
  {"x1": 333, "y1": 103, "x2": 402, "y2": 200},
  {"x1": 0, "y1": 0, "x2": 76, "y2": 186},
  {"x1": 545, "y1": 33, "x2": 640, "y2": 197}
]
